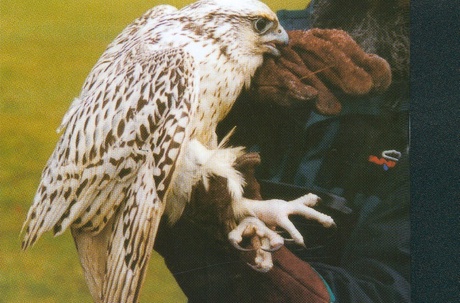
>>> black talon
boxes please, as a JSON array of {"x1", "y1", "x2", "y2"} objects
[{"x1": 230, "y1": 240, "x2": 256, "y2": 252}]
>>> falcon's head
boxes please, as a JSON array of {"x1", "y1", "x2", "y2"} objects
[{"x1": 181, "y1": 0, "x2": 289, "y2": 57}]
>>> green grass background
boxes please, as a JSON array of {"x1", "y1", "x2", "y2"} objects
[{"x1": 0, "y1": 0, "x2": 308, "y2": 301}]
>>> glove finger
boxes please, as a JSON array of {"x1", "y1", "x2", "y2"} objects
[
  {"x1": 310, "y1": 29, "x2": 392, "y2": 92},
  {"x1": 253, "y1": 57, "x2": 283, "y2": 86},
  {"x1": 297, "y1": 65, "x2": 342, "y2": 115},
  {"x1": 255, "y1": 58, "x2": 316, "y2": 98},
  {"x1": 362, "y1": 54, "x2": 392, "y2": 93},
  {"x1": 290, "y1": 30, "x2": 374, "y2": 95},
  {"x1": 278, "y1": 46, "x2": 310, "y2": 77},
  {"x1": 250, "y1": 87, "x2": 298, "y2": 107},
  {"x1": 314, "y1": 86, "x2": 342, "y2": 116},
  {"x1": 275, "y1": 55, "x2": 322, "y2": 101},
  {"x1": 252, "y1": 79, "x2": 318, "y2": 106},
  {"x1": 252, "y1": 47, "x2": 322, "y2": 107},
  {"x1": 283, "y1": 77, "x2": 319, "y2": 101}
]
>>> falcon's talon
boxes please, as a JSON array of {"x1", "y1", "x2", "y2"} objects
[
  {"x1": 228, "y1": 216, "x2": 285, "y2": 266},
  {"x1": 230, "y1": 240, "x2": 256, "y2": 252},
  {"x1": 317, "y1": 215, "x2": 336, "y2": 228}
]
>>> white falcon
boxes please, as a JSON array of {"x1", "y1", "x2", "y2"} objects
[{"x1": 21, "y1": 0, "x2": 334, "y2": 302}]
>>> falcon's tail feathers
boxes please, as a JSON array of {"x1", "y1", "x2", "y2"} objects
[{"x1": 102, "y1": 163, "x2": 164, "y2": 303}]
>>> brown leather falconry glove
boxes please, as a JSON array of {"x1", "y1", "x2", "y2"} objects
[{"x1": 249, "y1": 28, "x2": 392, "y2": 115}]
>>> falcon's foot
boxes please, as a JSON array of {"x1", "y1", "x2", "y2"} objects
[{"x1": 233, "y1": 193, "x2": 335, "y2": 248}]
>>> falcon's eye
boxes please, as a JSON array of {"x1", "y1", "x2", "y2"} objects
[{"x1": 253, "y1": 18, "x2": 273, "y2": 34}]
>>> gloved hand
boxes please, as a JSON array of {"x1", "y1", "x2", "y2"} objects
[{"x1": 249, "y1": 28, "x2": 392, "y2": 115}]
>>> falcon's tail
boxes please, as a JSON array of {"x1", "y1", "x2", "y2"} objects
[
  {"x1": 71, "y1": 161, "x2": 164, "y2": 303},
  {"x1": 72, "y1": 222, "x2": 113, "y2": 303},
  {"x1": 102, "y1": 163, "x2": 164, "y2": 303}
]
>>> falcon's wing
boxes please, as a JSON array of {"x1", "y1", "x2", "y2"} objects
[{"x1": 22, "y1": 47, "x2": 199, "y2": 251}]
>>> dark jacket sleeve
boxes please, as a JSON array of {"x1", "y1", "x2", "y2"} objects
[
  {"x1": 310, "y1": 156, "x2": 410, "y2": 302},
  {"x1": 247, "y1": 156, "x2": 410, "y2": 303}
]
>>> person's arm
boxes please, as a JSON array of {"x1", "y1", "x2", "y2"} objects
[
  {"x1": 245, "y1": 156, "x2": 410, "y2": 303},
  {"x1": 312, "y1": 156, "x2": 410, "y2": 302},
  {"x1": 155, "y1": 154, "x2": 409, "y2": 303},
  {"x1": 154, "y1": 153, "x2": 334, "y2": 303}
]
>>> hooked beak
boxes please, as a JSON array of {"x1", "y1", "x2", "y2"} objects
[{"x1": 261, "y1": 25, "x2": 289, "y2": 56}]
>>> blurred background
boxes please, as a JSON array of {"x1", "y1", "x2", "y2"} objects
[{"x1": 0, "y1": 0, "x2": 308, "y2": 302}]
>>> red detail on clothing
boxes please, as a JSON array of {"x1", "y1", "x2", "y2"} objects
[{"x1": 368, "y1": 155, "x2": 396, "y2": 168}]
